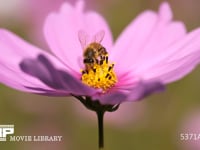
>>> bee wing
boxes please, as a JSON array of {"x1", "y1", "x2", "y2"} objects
[
  {"x1": 78, "y1": 30, "x2": 89, "y2": 49},
  {"x1": 93, "y1": 30, "x2": 105, "y2": 43}
]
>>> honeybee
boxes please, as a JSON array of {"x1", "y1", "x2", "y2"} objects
[{"x1": 78, "y1": 30, "x2": 108, "y2": 70}]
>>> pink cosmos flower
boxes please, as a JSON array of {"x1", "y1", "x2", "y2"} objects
[
  {"x1": 0, "y1": 1, "x2": 199, "y2": 105},
  {"x1": 1, "y1": 1, "x2": 200, "y2": 148}
]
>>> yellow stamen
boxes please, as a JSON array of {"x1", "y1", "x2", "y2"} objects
[{"x1": 81, "y1": 56, "x2": 117, "y2": 92}]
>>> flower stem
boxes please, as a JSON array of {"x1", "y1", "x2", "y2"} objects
[{"x1": 96, "y1": 110, "x2": 105, "y2": 150}]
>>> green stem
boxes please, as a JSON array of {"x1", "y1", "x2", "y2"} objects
[{"x1": 96, "y1": 110, "x2": 105, "y2": 150}]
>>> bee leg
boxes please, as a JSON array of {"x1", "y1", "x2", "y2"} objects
[
  {"x1": 82, "y1": 70, "x2": 88, "y2": 75},
  {"x1": 105, "y1": 56, "x2": 108, "y2": 64},
  {"x1": 92, "y1": 68, "x2": 96, "y2": 73},
  {"x1": 108, "y1": 66, "x2": 112, "y2": 71},
  {"x1": 108, "y1": 64, "x2": 114, "y2": 71},
  {"x1": 100, "y1": 60, "x2": 104, "y2": 65},
  {"x1": 105, "y1": 73, "x2": 110, "y2": 78},
  {"x1": 96, "y1": 59, "x2": 99, "y2": 65}
]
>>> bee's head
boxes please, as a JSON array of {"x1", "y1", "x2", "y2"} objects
[{"x1": 83, "y1": 58, "x2": 94, "y2": 64}]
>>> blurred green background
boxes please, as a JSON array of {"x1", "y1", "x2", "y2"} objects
[{"x1": 1, "y1": 0, "x2": 200, "y2": 149}]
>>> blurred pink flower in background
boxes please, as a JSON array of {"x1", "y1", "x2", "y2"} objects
[
  {"x1": 23, "y1": 0, "x2": 101, "y2": 49},
  {"x1": 21, "y1": 0, "x2": 65, "y2": 48},
  {"x1": 178, "y1": 109, "x2": 200, "y2": 150},
  {"x1": 0, "y1": 0, "x2": 25, "y2": 20},
  {"x1": 0, "y1": 0, "x2": 98, "y2": 48}
]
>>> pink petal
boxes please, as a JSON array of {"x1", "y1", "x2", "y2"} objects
[
  {"x1": 94, "y1": 91, "x2": 127, "y2": 105},
  {"x1": 110, "y1": 10, "x2": 158, "y2": 68},
  {"x1": 159, "y1": 2, "x2": 173, "y2": 20},
  {"x1": 136, "y1": 28, "x2": 200, "y2": 83},
  {"x1": 0, "y1": 63, "x2": 38, "y2": 93},
  {"x1": 0, "y1": 29, "x2": 69, "y2": 94},
  {"x1": 20, "y1": 54, "x2": 97, "y2": 96},
  {"x1": 111, "y1": 2, "x2": 186, "y2": 76},
  {"x1": 95, "y1": 80, "x2": 164, "y2": 105},
  {"x1": 44, "y1": 1, "x2": 113, "y2": 72}
]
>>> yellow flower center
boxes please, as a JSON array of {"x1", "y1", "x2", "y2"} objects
[{"x1": 81, "y1": 54, "x2": 117, "y2": 92}]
